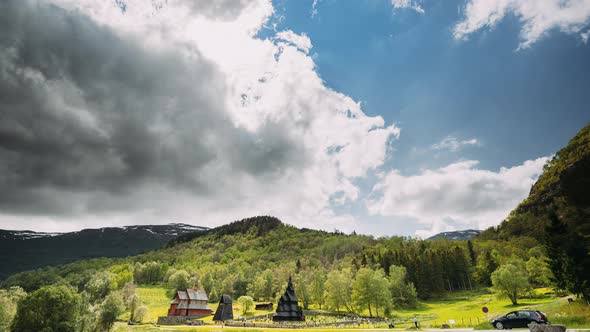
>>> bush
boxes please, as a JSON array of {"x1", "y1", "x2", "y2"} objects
[
  {"x1": 134, "y1": 305, "x2": 149, "y2": 323},
  {"x1": 11, "y1": 285, "x2": 83, "y2": 331},
  {"x1": 97, "y1": 292, "x2": 125, "y2": 331}
]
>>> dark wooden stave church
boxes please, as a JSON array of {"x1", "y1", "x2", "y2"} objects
[
  {"x1": 273, "y1": 276, "x2": 305, "y2": 322},
  {"x1": 213, "y1": 294, "x2": 233, "y2": 322}
]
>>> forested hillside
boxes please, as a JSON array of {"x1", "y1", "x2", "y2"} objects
[
  {"x1": 0, "y1": 223, "x2": 208, "y2": 279},
  {"x1": 479, "y1": 124, "x2": 590, "y2": 301},
  {"x1": 2, "y1": 216, "x2": 547, "y2": 302},
  {"x1": 0, "y1": 216, "x2": 564, "y2": 331}
]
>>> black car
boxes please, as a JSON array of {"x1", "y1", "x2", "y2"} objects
[{"x1": 491, "y1": 310, "x2": 549, "y2": 329}]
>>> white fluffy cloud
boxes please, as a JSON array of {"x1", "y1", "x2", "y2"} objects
[
  {"x1": 275, "y1": 30, "x2": 313, "y2": 54},
  {"x1": 454, "y1": 0, "x2": 590, "y2": 48},
  {"x1": 432, "y1": 136, "x2": 480, "y2": 152},
  {"x1": 0, "y1": 0, "x2": 398, "y2": 232},
  {"x1": 391, "y1": 0, "x2": 425, "y2": 14},
  {"x1": 367, "y1": 157, "x2": 549, "y2": 237}
]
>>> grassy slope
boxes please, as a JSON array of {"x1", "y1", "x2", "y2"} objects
[
  {"x1": 395, "y1": 289, "x2": 553, "y2": 328},
  {"x1": 115, "y1": 286, "x2": 590, "y2": 331}
]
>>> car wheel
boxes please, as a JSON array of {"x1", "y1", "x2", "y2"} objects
[
  {"x1": 528, "y1": 321, "x2": 538, "y2": 329},
  {"x1": 495, "y1": 322, "x2": 504, "y2": 330}
]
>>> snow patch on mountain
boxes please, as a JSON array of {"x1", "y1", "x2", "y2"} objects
[{"x1": 427, "y1": 229, "x2": 482, "y2": 241}]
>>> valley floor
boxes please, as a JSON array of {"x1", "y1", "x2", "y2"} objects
[
  {"x1": 116, "y1": 287, "x2": 590, "y2": 332},
  {"x1": 112, "y1": 326, "x2": 590, "y2": 332}
]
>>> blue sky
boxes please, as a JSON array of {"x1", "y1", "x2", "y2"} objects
[
  {"x1": 261, "y1": 0, "x2": 590, "y2": 236},
  {"x1": 1, "y1": 0, "x2": 589, "y2": 236},
  {"x1": 266, "y1": 0, "x2": 590, "y2": 173}
]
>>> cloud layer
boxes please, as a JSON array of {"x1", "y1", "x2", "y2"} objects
[
  {"x1": 391, "y1": 0, "x2": 590, "y2": 48},
  {"x1": 454, "y1": 0, "x2": 590, "y2": 48},
  {"x1": 0, "y1": 0, "x2": 560, "y2": 236},
  {"x1": 367, "y1": 157, "x2": 549, "y2": 237},
  {"x1": 0, "y1": 0, "x2": 398, "y2": 232}
]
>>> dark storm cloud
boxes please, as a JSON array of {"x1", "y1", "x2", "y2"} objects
[{"x1": 0, "y1": 0, "x2": 304, "y2": 215}]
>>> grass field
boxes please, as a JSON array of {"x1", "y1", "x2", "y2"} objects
[
  {"x1": 392, "y1": 288, "x2": 556, "y2": 329},
  {"x1": 115, "y1": 286, "x2": 590, "y2": 331},
  {"x1": 113, "y1": 327, "x2": 411, "y2": 332}
]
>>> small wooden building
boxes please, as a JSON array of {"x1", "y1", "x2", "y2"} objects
[
  {"x1": 167, "y1": 284, "x2": 212, "y2": 318},
  {"x1": 213, "y1": 294, "x2": 233, "y2": 322},
  {"x1": 255, "y1": 302, "x2": 274, "y2": 310}
]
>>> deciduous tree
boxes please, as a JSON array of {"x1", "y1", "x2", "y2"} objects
[
  {"x1": 237, "y1": 296, "x2": 254, "y2": 315},
  {"x1": 352, "y1": 268, "x2": 391, "y2": 317},
  {"x1": 324, "y1": 268, "x2": 353, "y2": 313},
  {"x1": 310, "y1": 269, "x2": 326, "y2": 309},
  {"x1": 491, "y1": 258, "x2": 530, "y2": 305},
  {"x1": 0, "y1": 287, "x2": 26, "y2": 332},
  {"x1": 167, "y1": 270, "x2": 192, "y2": 291},
  {"x1": 87, "y1": 271, "x2": 114, "y2": 303},
  {"x1": 11, "y1": 285, "x2": 83, "y2": 332},
  {"x1": 388, "y1": 265, "x2": 417, "y2": 308},
  {"x1": 97, "y1": 292, "x2": 125, "y2": 331}
]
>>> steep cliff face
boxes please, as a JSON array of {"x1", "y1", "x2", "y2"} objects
[
  {"x1": 518, "y1": 124, "x2": 590, "y2": 214},
  {"x1": 479, "y1": 124, "x2": 590, "y2": 241}
]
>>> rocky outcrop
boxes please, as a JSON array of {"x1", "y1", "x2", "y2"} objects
[{"x1": 529, "y1": 324, "x2": 566, "y2": 332}]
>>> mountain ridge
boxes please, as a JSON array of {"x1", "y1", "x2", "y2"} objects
[
  {"x1": 427, "y1": 229, "x2": 482, "y2": 241},
  {"x1": 0, "y1": 223, "x2": 209, "y2": 240},
  {"x1": 0, "y1": 223, "x2": 209, "y2": 280}
]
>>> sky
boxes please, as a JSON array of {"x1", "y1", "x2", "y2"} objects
[{"x1": 0, "y1": 0, "x2": 589, "y2": 237}]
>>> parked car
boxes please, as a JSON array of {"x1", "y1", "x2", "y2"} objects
[{"x1": 491, "y1": 310, "x2": 549, "y2": 329}]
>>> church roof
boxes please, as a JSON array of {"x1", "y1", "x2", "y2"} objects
[
  {"x1": 177, "y1": 291, "x2": 188, "y2": 300},
  {"x1": 175, "y1": 301, "x2": 212, "y2": 310},
  {"x1": 171, "y1": 288, "x2": 211, "y2": 309},
  {"x1": 186, "y1": 288, "x2": 208, "y2": 301}
]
